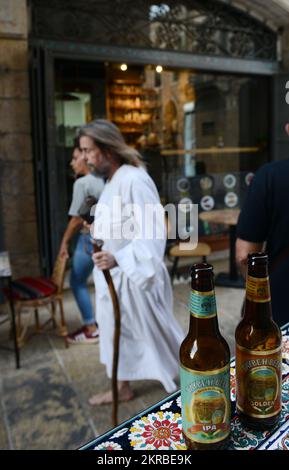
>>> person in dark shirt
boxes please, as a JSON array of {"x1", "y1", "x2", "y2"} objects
[{"x1": 236, "y1": 159, "x2": 289, "y2": 327}]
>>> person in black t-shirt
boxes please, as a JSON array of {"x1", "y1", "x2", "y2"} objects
[{"x1": 236, "y1": 159, "x2": 289, "y2": 327}]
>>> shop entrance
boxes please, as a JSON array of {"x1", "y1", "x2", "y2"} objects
[
  {"x1": 51, "y1": 57, "x2": 270, "y2": 268},
  {"x1": 31, "y1": 44, "x2": 286, "y2": 276},
  {"x1": 29, "y1": 0, "x2": 285, "y2": 276}
]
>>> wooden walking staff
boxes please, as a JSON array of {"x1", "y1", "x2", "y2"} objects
[{"x1": 92, "y1": 239, "x2": 121, "y2": 427}]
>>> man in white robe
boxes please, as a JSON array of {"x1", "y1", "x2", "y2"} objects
[{"x1": 78, "y1": 120, "x2": 184, "y2": 405}]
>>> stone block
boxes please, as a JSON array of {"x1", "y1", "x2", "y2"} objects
[
  {"x1": 9, "y1": 251, "x2": 41, "y2": 278},
  {"x1": 0, "y1": 0, "x2": 28, "y2": 39},
  {"x1": 0, "y1": 70, "x2": 29, "y2": 98},
  {"x1": 2, "y1": 363, "x2": 92, "y2": 449},
  {"x1": 0, "y1": 161, "x2": 35, "y2": 196},
  {"x1": 0, "y1": 99, "x2": 30, "y2": 133},
  {"x1": 3, "y1": 220, "x2": 39, "y2": 256},
  {"x1": 0, "y1": 133, "x2": 32, "y2": 162},
  {"x1": 0, "y1": 332, "x2": 54, "y2": 374},
  {"x1": 1, "y1": 193, "x2": 36, "y2": 224},
  {"x1": 0, "y1": 40, "x2": 28, "y2": 71}
]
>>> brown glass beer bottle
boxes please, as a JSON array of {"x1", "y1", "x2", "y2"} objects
[
  {"x1": 235, "y1": 253, "x2": 282, "y2": 430},
  {"x1": 180, "y1": 263, "x2": 231, "y2": 450}
]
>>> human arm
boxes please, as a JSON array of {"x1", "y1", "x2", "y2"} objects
[
  {"x1": 59, "y1": 177, "x2": 87, "y2": 258},
  {"x1": 59, "y1": 216, "x2": 83, "y2": 258},
  {"x1": 235, "y1": 164, "x2": 272, "y2": 275},
  {"x1": 236, "y1": 238, "x2": 264, "y2": 277}
]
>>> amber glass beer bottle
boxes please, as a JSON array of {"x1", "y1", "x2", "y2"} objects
[
  {"x1": 180, "y1": 263, "x2": 231, "y2": 450},
  {"x1": 235, "y1": 253, "x2": 282, "y2": 430}
]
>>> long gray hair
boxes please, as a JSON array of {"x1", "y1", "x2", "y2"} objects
[{"x1": 77, "y1": 119, "x2": 144, "y2": 167}]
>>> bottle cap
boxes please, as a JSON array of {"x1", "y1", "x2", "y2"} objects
[
  {"x1": 247, "y1": 252, "x2": 268, "y2": 264},
  {"x1": 190, "y1": 263, "x2": 213, "y2": 276}
]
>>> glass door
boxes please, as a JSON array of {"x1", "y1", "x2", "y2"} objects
[
  {"x1": 133, "y1": 68, "x2": 270, "y2": 245},
  {"x1": 52, "y1": 59, "x2": 106, "y2": 257}
]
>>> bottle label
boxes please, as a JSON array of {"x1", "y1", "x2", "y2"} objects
[
  {"x1": 246, "y1": 275, "x2": 271, "y2": 303},
  {"x1": 236, "y1": 344, "x2": 282, "y2": 418},
  {"x1": 190, "y1": 289, "x2": 217, "y2": 319},
  {"x1": 180, "y1": 364, "x2": 231, "y2": 444}
]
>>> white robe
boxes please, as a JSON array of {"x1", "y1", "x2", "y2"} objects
[{"x1": 93, "y1": 164, "x2": 184, "y2": 393}]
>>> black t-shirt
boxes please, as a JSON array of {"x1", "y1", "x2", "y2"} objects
[{"x1": 237, "y1": 158, "x2": 289, "y2": 326}]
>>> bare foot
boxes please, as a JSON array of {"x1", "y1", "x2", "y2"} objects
[{"x1": 88, "y1": 387, "x2": 134, "y2": 406}]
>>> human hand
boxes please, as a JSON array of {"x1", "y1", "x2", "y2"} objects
[
  {"x1": 92, "y1": 251, "x2": 117, "y2": 270},
  {"x1": 82, "y1": 220, "x2": 91, "y2": 231}
]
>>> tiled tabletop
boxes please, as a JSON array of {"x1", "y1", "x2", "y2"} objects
[{"x1": 80, "y1": 322, "x2": 289, "y2": 451}]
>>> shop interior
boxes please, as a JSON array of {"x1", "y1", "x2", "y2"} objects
[{"x1": 54, "y1": 59, "x2": 269, "y2": 248}]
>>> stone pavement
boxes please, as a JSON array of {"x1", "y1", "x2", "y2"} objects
[{"x1": 0, "y1": 258, "x2": 244, "y2": 449}]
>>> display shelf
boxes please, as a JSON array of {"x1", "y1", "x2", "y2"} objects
[
  {"x1": 109, "y1": 106, "x2": 155, "y2": 111},
  {"x1": 161, "y1": 147, "x2": 260, "y2": 156},
  {"x1": 109, "y1": 91, "x2": 153, "y2": 96},
  {"x1": 107, "y1": 77, "x2": 157, "y2": 145},
  {"x1": 119, "y1": 129, "x2": 143, "y2": 134}
]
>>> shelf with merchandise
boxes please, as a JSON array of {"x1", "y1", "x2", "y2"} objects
[
  {"x1": 118, "y1": 129, "x2": 143, "y2": 134},
  {"x1": 110, "y1": 106, "x2": 155, "y2": 111},
  {"x1": 107, "y1": 76, "x2": 158, "y2": 145},
  {"x1": 112, "y1": 114, "x2": 152, "y2": 126}
]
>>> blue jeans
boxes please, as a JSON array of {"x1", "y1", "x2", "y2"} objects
[{"x1": 70, "y1": 233, "x2": 95, "y2": 326}]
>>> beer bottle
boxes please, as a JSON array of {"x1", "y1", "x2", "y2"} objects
[
  {"x1": 180, "y1": 263, "x2": 231, "y2": 450},
  {"x1": 235, "y1": 253, "x2": 282, "y2": 430}
]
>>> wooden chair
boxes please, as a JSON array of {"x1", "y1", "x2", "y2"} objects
[
  {"x1": 168, "y1": 241, "x2": 211, "y2": 282},
  {"x1": 165, "y1": 214, "x2": 211, "y2": 282},
  {"x1": 5, "y1": 254, "x2": 68, "y2": 348}
]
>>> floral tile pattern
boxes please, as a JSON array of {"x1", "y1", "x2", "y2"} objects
[
  {"x1": 93, "y1": 441, "x2": 123, "y2": 450},
  {"x1": 83, "y1": 323, "x2": 289, "y2": 451},
  {"x1": 228, "y1": 373, "x2": 289, "y2": 450},
  {"x1": 282, "y1": 334, "x2": 289, "y2": 363},
  {"x1": 128, "y1": 411, "x2": 186, "y2": 450},
  {"x1": 258, "y1": 421, "x2": 289, "y2": 450}
]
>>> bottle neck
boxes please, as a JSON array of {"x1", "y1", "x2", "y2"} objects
[
  {"x1": 189, "y1": 275, "x2": 220, "y2": 336},
  {"x1": 244, "y1": 263, "x2": 272, "y2": 323},
  {"x1": 189, "y1": 313, "x2": 220, "y2": 336}
]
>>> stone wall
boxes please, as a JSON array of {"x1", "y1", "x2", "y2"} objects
[{"x1": 0, "y1": 0, "x2": 40, "y2": 277}]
